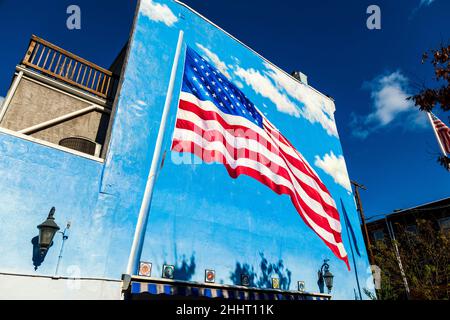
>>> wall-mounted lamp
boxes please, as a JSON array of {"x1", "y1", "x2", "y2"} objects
[
  {"x1": 37, "y1": 207, "x2": 60, "y2": 256},
  {"x1": 317, "y1": 259, "x2": 334, "y2": 294},
  {"x1": 36, "y1": 207, "x2": 70, "y2": 276}
]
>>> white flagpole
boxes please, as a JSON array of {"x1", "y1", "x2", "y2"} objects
[
  {"x1": 427, "y1": 112, "x2": 448, "y2": 157},
  {"x1": 126, "y1": 30, "x2": 184, "y2": 276}
]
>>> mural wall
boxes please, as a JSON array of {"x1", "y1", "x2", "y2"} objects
[
  {"x1": 125, "y1": 0, "x2": 374, "y2": 299},
  {"x1": 0, "y1": 0, "x2": 374, "y2": 299}
]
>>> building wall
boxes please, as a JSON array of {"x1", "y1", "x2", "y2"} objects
[
  {"x1": 0, "y1": 274, "x2": 122, "y2": 300},
  {"x1": 101, "y1": 0, "x2": 374, "y2": 299},
  {"x1": 0, "y1": 76, "x2": 109, "y2": 147},
  {"x1": 0, "y1": 0, "x2": 374, "y2": 300},
  {"x1": 367, "y1": 198, "x2": 450, "y2": 243}
]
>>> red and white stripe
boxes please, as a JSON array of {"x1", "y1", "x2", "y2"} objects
[
  {"x1": 433, "y1": 116, "x2": 450, "y2": 154},
  {"x1": 172, "y1": 92, "x2": 350, "y2": 269}
]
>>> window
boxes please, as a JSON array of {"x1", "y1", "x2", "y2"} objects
[
  {"x1": 438, "y1": 217, "x2": 450, "y2": 232},
  {"x1": 372, "y1": 229, "x2": 385, "y2": 241},
  {"x1": 405, "y1": 225, "x2": 417, "y2": 234}
]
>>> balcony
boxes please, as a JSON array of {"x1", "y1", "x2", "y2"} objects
[
  {"x1": 0, "y1": 35, "x2": 126, "y2": 159},
  {"x1": 22, "y1": 35, "x2": 119, "y2": 100}
]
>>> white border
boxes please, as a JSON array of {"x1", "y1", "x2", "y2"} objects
[{"x1": 0, "y1": 127, "x2": 104, "y2": 163}]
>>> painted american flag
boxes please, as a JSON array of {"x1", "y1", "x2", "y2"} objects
[
  {"x1": 171, "y1": 46, "x2": 350, "y2": 269},
  {"x1": 431, "y1": 113, "x2": 450, "y2": 154}
]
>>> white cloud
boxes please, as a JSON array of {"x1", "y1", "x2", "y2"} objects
[
  {"x1": 141, "y1": 0, "x2": 178, "y2": 27},
  {"x1": 367, "y1": 71, "x2": 413, "y2": 126},
  {"x1": 408, "y1": 110, "x2": 428, "y2": 128},
  {"x1": 352, "y1": 71, "x2": 425, "y2": 138},
  {"x1": 411, "y1": 0, "x2": 436, "y2": 18},
  {"x1": 0, "y1": 96, "x2": 4, "y2": 108},
  {"x1": 314, "y1": 151, "x2": 352, "y2": 192},
  {"x1": 195, "y1": 43, "x2": 231, "y2": 79},
  {"x1": 420, "y1": 0, "x2": 435, "y2": 6}
]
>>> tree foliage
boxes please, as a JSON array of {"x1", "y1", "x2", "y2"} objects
[
  {"x1": 370, "y1": 219, "x2": 449, "y2": 300},
  {"x1": 409, "y1": 44, "x2": 450, "y2": 113},
  {"x1": 408, "y1": 44, "x2": 450, "y2": 169}
]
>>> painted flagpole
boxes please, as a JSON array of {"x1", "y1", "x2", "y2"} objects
[
  {"x1": 427, "y1": 112, "x2": 448, "y2": 157},
  {"x1": 341, "y1": 200, "x2": 362, "y2": 300},
  {"x1": 126, "y1": 30, "x2": 184, "y2": 276},
  {"x1": 346, "y1": 221, "x2": 362, "y2": 300}
]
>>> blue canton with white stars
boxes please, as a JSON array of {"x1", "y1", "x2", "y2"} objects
[{"x1": 182, "y1": 46, "x2": 264, "y2": 128}]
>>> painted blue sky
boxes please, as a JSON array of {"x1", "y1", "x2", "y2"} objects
[{"x1": 0, "y1": 0, "x2": 448, "y2": 222}]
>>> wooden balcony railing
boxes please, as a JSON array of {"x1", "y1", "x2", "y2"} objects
[{"x1": 22, "y1": 35, "x2": 116, "y2": 99}]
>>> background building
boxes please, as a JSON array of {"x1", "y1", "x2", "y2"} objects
[
  {"x1": 0, "y1": 0, "x2": 373, "y2": 300},
  {"x1": 367, "y1": 197, "x2": 450, "y2": 243},
  {"x1": 366, "y1": 197, "x2": 449, "y2": 299}
]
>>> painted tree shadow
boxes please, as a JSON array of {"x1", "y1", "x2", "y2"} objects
[
  {"x1": 230, "y1": 252, "x2": 292, "y2": 290},
  {"x1": 165, "y1": 253, "x2": 196, "y2": 281}
]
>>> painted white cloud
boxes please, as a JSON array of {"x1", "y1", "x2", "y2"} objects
[
  {"x1": 141, "y1": 0, "x2": 178, "y2": 27},
  {"x1": 234, "y1": 66, "x2": 301, "y2": 117},
  {"x1": 352, "y1": 71, "x2": 426, "y2": 138},
  {"x1": 136, "y1": 100, "x2": 147, "y2": 106},
  {"x1": 234, "y1": 63, "x2": 339, "y2": 137},
  {"x1": 192, "y1": 44, "x2": 339, "y2": 137},
  {"x1": 234, "y1": 80, "x2": 244, "y2": 89},
  {"x1": 195, "y1": 43, "x2": 231, "y2": 79},
  {"x1": 314, "y1": 151, "x2": 352, "y2": 192},
  {"x1": 263, "y1": 63, "x2": 338, "y2": 137}
]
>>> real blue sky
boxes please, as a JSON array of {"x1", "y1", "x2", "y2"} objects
[{"x1": 0, "y1": 0, "x2": 448, "y2": 220}]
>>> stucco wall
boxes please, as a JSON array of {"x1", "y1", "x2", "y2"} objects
[
  {"x1": 0, "y1": 77, "x2": 109, "y2": 146},
  {"x1": 0, "y1": 274, "x2": 122, "y2": 300}
]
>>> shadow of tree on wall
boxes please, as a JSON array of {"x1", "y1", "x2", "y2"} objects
[
  {"x1": 230, "y1": 252, "x2": 292, "y2": 290},
  {"x1": 164, "y1": 253, "x2": 196, "y2": 281},
  {"x1": 230, "y1": 262, "x2": 257, "y2": 287}
]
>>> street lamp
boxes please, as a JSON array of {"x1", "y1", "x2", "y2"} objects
[
  {"x1": 37, "y1": 207, "x2": 60, "y2": 256},
  {"x1": 318, "y1": 259, "x2": 334, "y2": 294}
]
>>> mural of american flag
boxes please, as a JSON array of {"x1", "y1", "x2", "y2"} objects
[
  {"x1": 431, "y1": 113, "x2": 450, "y2": 154},
  {"x1": 171, "y1": 46, "x2": 350, "y2": 269}
]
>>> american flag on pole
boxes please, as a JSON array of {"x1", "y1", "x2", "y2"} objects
[
  {"x1": 171, "y1": 46, "x2": 350, "y2": 269},
  {"x1": 430, "y1": 113, "x2": 450, "y2": 154}
]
